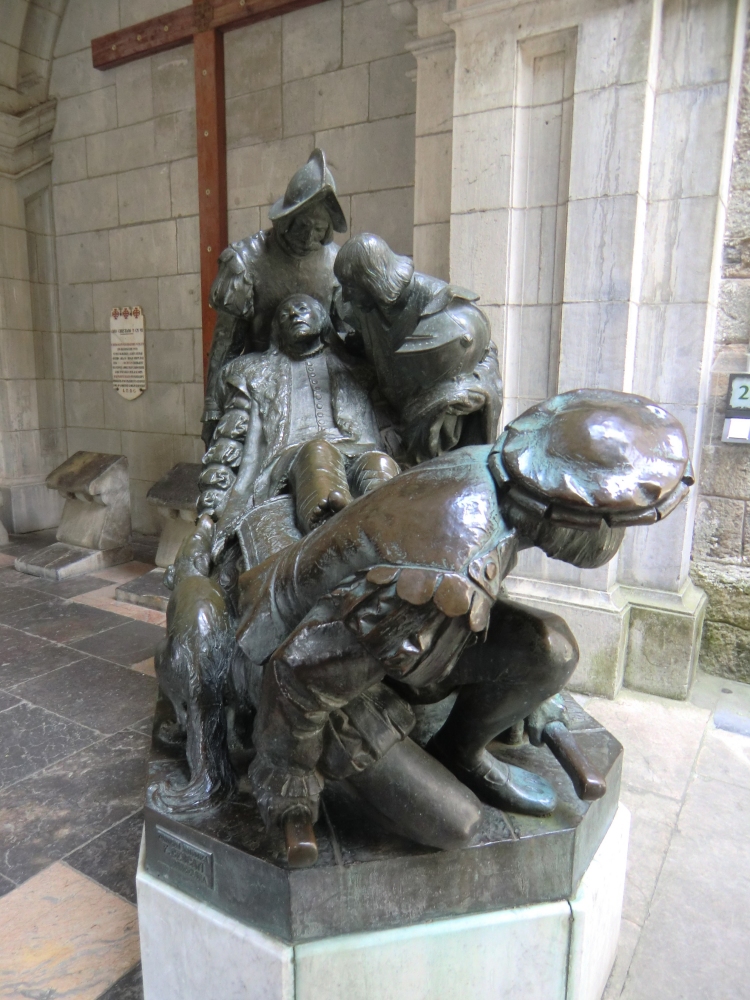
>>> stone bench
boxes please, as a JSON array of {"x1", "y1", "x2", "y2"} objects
[{"x1": 15, "y1": 451, "x2": 132, "y2": 580}]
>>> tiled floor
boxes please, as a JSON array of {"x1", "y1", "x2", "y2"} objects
[
  {"x1": 0, "y1": 530, "x2": 161, "y2": 999},
  {"x1": 0, "y1": 530, "x2": 749, "y2": 999}
]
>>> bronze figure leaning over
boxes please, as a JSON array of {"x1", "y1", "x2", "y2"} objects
[{"x1": 152, "y1": 388, "x2": 692, "y2": 866}]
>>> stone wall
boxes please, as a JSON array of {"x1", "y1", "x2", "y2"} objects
[
  {"x1": 692, "y1": 28, "x2": 750, "y2": 683},
  {"x1": 46, "y1": 0, "x2": 415, "y2": 533}
]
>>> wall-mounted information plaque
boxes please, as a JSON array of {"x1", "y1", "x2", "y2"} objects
[
  {"x1": 722, "y1": 372, "x2": 750, "y2": 443},
  {"x1": 111, "y1": 306, "x2": 147, "y2": 400}
]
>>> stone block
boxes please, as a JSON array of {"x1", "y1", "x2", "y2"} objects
[
  {"x1": 15, "y1": 452, "x2": 132, "y2": 580},
  {"x1": 691, "y1": 562, "x2": 750, "y2": 632},
  {"x1": 699, "y1": 618, "x2": 750, "y2": 684},
  {"x1": 176, "y1": 216, "x2": 200, "y2": 275},
  {"x1": 50, "y1": 47, "x2": 111, "y2": 101},
  {"x1": 146, "y1": 461, "x2": 201, "y2": 568},
  {"x1": 228, "y1": 206, "x2": 261, "y2": 243},
  {"x1": 657, "y1": 0, "x2": 735, "y2": 92},
  {"x1": 115, "y1": 59, "x2": 155, "y2": 127},
  {"x1": 225, "y1": 19, "x2": 282, "y2": 98},
  {"x1": 87, "y1": 120, "x2": 156, "y2": 178},
  {"x1": 115, "y1": 566, "x2": 170, "y2": 611},
  {"x1": 282, "y1": 66, "x2": 369, "y2": 137},
  {"x1": 104, "y1": 382, "x2": 186, "y2": 436},
  {"x1": 53, "y1": 88, "x2": 118, "y2": 142},
  {"x1": 170, "y1": 157, "x2": 199, "y2": 218},
  {"x1": 0, "y1": 329, "x2": 34, "y2": 380},
  {"x1": 568, "y1": 83, "x2": 645, "y2": 200},
  {"x1": 66, "y1": 426, "x2": 123, "y2": 457},
  {"x1": 56, "y1": 231, "x2": 111, "y2": 284},
  {"x1": 0, "y1": 481, "x2": 64, "y2": 533},
  {"x1": 631, "y1": 303, "x2": 707, "y2": 406},
  {"x1": 130, "y1": 477, "x2": 162, "y2": 536},
  {"x1": 641, "y1": 194, "x2": 718, "y2": 305},
  {"x1": 315, "y1": 116, "x2": 415, "y2": 195},
  {"x1": 649, "y1": 83, "x2": 728, "y2": 202},
  {"x1": 343, "y1": 0, "x2": 410, "y2": 67},
  {"x1": 0, "y1": 493, "x2": 7, "y2": 545},
  {"x1": 61, "y1": 332, "x2": 111, "y2": 382},
  {"x1": 118, "y1": 165, "x2": 172, "y2": 226},
  {"x1": 158, "y1": 273, "x2": 201, "y2": 329},
  {"x1": 120, "y1": 431, "x2": 176, "y2": 483},
  {"x1": 58, "y1": 283, "x2": 94, "y2": 334},
  {"x1": 570, "y1": 3, "x2": 648, "y2": 94},
  {"x1": 0, "y1": 225, "x2": 28, "y2": 281},
  {"x1": 53, "y1": 176, "x2": 119, "y2": 236},
  {"x1": 110, "y1": 221, "x2": 177, "y2": 281},
  {"x1": 415, "y1": 44, "x2": 455, "y2": 137},
  {"x1": 564, "y1": 195, "x2": 638, "y2": 303},
  {"x1": 50, "y1": 137, "x2": 87, "y2": 185},
  {"x1": 152, "y1": 48, "x2": 196, "y2": 117},
  {"x1": 717, "y1": 277, "x2": 750, "y2": 345},
  {"x1": 369, "y1": 53, "x2": 416, "y2": 121},
  {"x1": 64, "y1": 380, "x2": 105, "y2": 428},
  {"x1": 155, "y1": 110, "x2": 197, "y2": 163},
  {"x1": 624, "y1": 599, "x2": 707, "y2": 700},
  {"x1": 226, "y1": 87, "x2": 283, "y2": 149},
  {"x1": 55, "y1": 0, "x2": 120, "y2": 58},
  {"x1": 227, "y1": 136, "x2": 314, "y2": 209},
  {"x1": 413, "y1": 222, "x2": 450, "y2": 281},
  {"x1": 450, "y1": 208, "x2": 509, "y2": 305},
  {"x1": 692, "y1": 495, "x2": 745, "y2": 564},
  {"x1": 450, "y1": 109, "x2": 511, "y2": 215},
  {"x1": 184, "y1": 383, "x2": 204, "y2": 437},
  {"x1": 282, "y1": 0, "x2": 342, "y2": 82},
  {"x1": 351, "y1": 187, "x2": 414, "y2": 254},
  {"x1": 92, "y1": 277, "x2": 161, "y2": 333}
]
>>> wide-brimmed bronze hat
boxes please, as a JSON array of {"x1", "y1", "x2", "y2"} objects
[
  {"x1": 491, "y1": 389, "x2": 694, "y2": 528},
  {"x1": 268, "y1": 148, "x2": 347, "y2": 233}
]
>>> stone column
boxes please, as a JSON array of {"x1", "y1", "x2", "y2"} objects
[
  {"x1": 0, "y1": 102, "x2": 66, "y2": 534},
  {"x1": 446, "y1": 0, "x2": 748, "y2": 697}
]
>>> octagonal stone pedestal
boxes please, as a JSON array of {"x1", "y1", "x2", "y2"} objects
[{"x1": 137, "y1": 697, "x2": 628, "y2": 1000}]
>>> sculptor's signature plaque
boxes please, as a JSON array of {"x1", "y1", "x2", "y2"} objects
[
  {"x1": 155, "y1": 826, "x2": 214, "y2": 888},
  {"x1": 111, "y1": 306, "x2": 146, "y2": 400}
]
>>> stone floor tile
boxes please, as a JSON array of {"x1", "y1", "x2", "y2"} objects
[
  {"x1": 0, "y1": 701, "x2": 97, "y2": 787},
  {"x1": 26, "y1": 575, "x2": 117, "y2": 599},
  {"x1": 13, "y1": 657, "x2": 158, "y2": 735},
  {"x1": 602, "y1": 917, "x2": 640, "y2": 999},
  {"x1": 0, "y1": 599, "x2": 129, "y2": 644},
  {"x1": 93, "y1": 561, "x2": 154, "y2": 585},
  {"x1": 695, "y1": 725, "x2": 750, "y2": 791},
  {"x1": 0, "y1": 585, "x2": 50, "y2": 615},
  {"x1": 99, "y1": 962, "x2": 143, "y2": 1000},
  {"x1": 688, "y1": 670, "x2": 726, "y2": 712},
  {"x1": 0, "y1": 529, "x2": 57, "y2": 557},
  {"x1": 0, "y1": 730, "x2": 149, "y2": 883},
  {"x1": 618, "y1": 788, "x2": 679, "y2": 927},
  {"x1": 0, "y1": 554, "x2": 16, "y2": 568},
  {"x1": 128, "y1": 715, "x2": 154, "y2": 736},
  {"x1": 714, "y1": 677, "x2": 750, "y2": 719},
  {"x1": 0, "y1": 871, "x2": 15, "y2": 897},
  {"x1": 66, "y1": 810, "x2": 144, "y2": 904},
  {"x1": 0, "y1": 861, "x2": 139, "y2": 1000},
  {"x1": 69, "y1": 619, "x2": 165, "y2": 667},
  {"x1": 585, "y1": 691, "x2": 709, "y2": 800},
  {"x1": 73, "y1": 585, "x2": 168, "y2": 626},
  {"x1": 0, "y1": 690, "x2": 20, "y2": 711},
  {"x1": 131, "y1": 657, "x2": 155, "y2": 676},
  {"x1": 622, "y1": 775, "x2": 750, "y2": 1000},
  {"x1": 0, "y1": 625, "x2": 86, "y2": 687}
]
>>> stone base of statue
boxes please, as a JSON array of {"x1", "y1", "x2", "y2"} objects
[
  {"x1": 116, "y1": 463, "x2": 200, "y2": 611},
  {"x1": 137, "y1": 696, "x2": 627, "y2": 1000},
  {"x1": 15, "y1": 452, "x2": 132, "y2": 581}
]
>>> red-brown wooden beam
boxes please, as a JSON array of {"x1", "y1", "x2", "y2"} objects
[
  {"x1": 92, "y1": 0, "x2": 325, "y2": 70},
  {"x1": 194, "y1": 27, "x2": 228, "y2": 380}
]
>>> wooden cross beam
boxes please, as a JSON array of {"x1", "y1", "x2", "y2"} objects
[{"x1": 92, "y1": 0, "x2": 325, "y2": 383}]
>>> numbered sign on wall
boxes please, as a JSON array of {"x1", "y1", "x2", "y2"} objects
[
  {"x1": 111, "y1": 306, "x2": 147, "y2": 400},
  {"x1": 722, "y1": 372, "x2": 750, "y2": 443}
]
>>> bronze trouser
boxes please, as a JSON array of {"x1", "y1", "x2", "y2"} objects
[{"x1": 428, "y1": 599, "x2": 579, "y2": 766}]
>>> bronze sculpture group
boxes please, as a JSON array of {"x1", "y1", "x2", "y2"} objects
[{"x1": 152, "y1": 150, "x2": 694, "y2": 866}]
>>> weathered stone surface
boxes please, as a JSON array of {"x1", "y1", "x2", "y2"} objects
[
  {"x1": 692, "y1": 495, "x2": 745, "y2": 563},
  {"x1": 699, "y1": 444, "x2": 750, "y2": 499},
  {"x1": 624, "y1": 601, "x2": 706, "y2": 701},
  {"x1": 691, "y1": 562, "x2": 750, "y2": 632}
]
